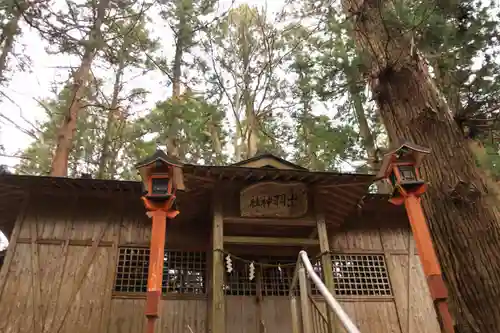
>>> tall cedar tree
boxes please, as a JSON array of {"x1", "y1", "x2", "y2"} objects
[
  {"x1": 343, "y1": 0, "x2": 500, "y2": 331},
  {"x1": 47, "y1": 0, "x2": 111, "y2": 176},
  {"x1": 158, "y1": 0, "x2": 217, "y2": 157},
  {"x1": 205, "y1": 4, "x2": 289, "y2": 160}
]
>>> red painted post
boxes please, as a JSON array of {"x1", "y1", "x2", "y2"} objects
[
  {"x1": 145, "y1": 210, "x2": 167, "y2": 333},
  {"x1": 404, "y1": 195, "x2": 454, "y2": 333}
]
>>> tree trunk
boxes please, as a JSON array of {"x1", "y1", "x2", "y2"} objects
[
  {"x1": 0, "y1": 14, "x2": 20, "y2": 83},
  {"x1": 344, "y1": 0, "x2": 500, "y2": 331},
  {"x1": 97, "y1": 61, "x2": 124, "y2": 179},
  {"x1": 50, "y1": 0, "x2": 110, "y2": 176},
  {"x1": 350, "y1": 88, "x2": 391, "y2": 192},
  {"x1": 350, "y1": 88, "x2": 376, "y2": 168},
  {"x1": 246, "y1": 108, "x2": 258, "y2": 159},
  {"x1": 433, "y1": 56, "x2": 500, "y2": 204},
  {"x1": 208, "y1": 122, "x2": 223, "y2": 165},
  {"x1": 304, "y1": 122, "x2": 318, "y2": 170},
  {"x1": 166, "y1": 16, "x2": 185, "y2": 158}
]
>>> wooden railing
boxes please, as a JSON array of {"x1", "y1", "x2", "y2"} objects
[{"x1": 289, "y1": 250, "x2": 361, "y2": 333}]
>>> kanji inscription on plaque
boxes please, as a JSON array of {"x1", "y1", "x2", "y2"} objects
[{"x1": 240, "y1": 182, "x2": 308, "y2": 218}]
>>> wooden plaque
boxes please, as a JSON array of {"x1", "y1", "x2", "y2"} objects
[{"x1": 240, "y1": 182, "x2": 308, "y2": 218}]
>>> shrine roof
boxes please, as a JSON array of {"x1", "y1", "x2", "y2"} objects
[
  {"x1": 230, "y1": 152, "x2": 308, "y2": 170},
  {"x1": 0, "y1": 155, "x2": 390, "y2": 238}
]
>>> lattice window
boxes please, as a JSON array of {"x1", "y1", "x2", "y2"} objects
[
  {"x1": 261, "y1": 259, "x2": 295, "y2": 296},
  {"x1": 164, "y1": 250, "x2": 206, "y2": 294},
  {"x1": 224, "y1": 259, "x2": 256, "y2": 295},
  {"x1": 308, "y1": 259, "x2": 323, "y2": 295},
  {"x1": 115, "y1": 247, "x2": 149, "y2": 293},
  {"x1": 114, "y1": 247, "x2": 206, "y2": 295},
  {"x1": 331, "y1": 254, "x2": 392, "y2": 296}
]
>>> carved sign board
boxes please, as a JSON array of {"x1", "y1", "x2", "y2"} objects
[{"x1": 240, "y1": 182, "x2": 308, "y2": 218}]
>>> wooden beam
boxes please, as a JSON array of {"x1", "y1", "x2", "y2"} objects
[
  {"x1": 224, "y1": 216, "x2": 316, "y2": 227},
  {"x1": 224, "y1": 236, "x2": 318, "y2": 246},
  {"x1": 30, "y1": 209, "x2": 43, "y2": 333},
  {"x1": 211, "y1": 191, "x2": 225, "y2": 333},
  {"x1": 317, "y1": 212, "x2": 341, "y2": 332},
  {"x1": 225, "y1": 245, "x2": 319, "y2": 257}
]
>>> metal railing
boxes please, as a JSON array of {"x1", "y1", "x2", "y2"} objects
[{"x1": 289, "y1": 250, "x2": 361, "y2": 333}]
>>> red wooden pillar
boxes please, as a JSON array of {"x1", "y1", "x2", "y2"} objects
[
  {"x1": 145, "y1": 210, "x2": 167, "y2": 333},
  {"x1": 404, "y1": 195, "x2": 454, "y2": 333}
]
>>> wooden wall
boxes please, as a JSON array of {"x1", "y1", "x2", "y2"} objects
[
  {"x1": 0, "y1": 193, "x2": 209, "y2": 333},
  {"x1": 224, "y1": 227, "x2": 441, "y2": 333},
  {"x1": 328, "y1": 227, "x2": 441, "y2": 333},
  {"x1": 0, "y1": 192, "x2": 441, "y2": 333}
]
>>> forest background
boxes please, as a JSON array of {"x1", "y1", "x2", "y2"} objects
[{"x1": 0, "y1": 0, "x2": 498, "y2": 249}]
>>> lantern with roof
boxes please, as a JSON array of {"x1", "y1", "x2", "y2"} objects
[
  {"x1": 135, "y1": 150, "x2": 185, "y2": 216},
  {"x1": 376, "y1": 142, "x2": 431, "y2": 205}
]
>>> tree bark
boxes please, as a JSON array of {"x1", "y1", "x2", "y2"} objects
[
  {"x1": 350, "y1": 88, "x2": 391, "y2": 192},
  {"x1": 50, "y1": 0, "x2": 110, "y2": 176},
  {"x1": 0, "y1": 14, "x2": 20, "y2": 83},
  {"x1": 349, "y1": 87, "x2": 377, "y2": 166},
  {"x1": 97, "y1": 60, "x2": 124, "y2": 179},
  {"x1": 433, "y1": 56, "x2": 500, "y2": 205},
  {"x1": 343, "y1": 0, "x2": 500, "y2": 331},
  {"x1": 208, "y1": 121, "x2": 223, "y2": 165},
  {"x1": 166, "y1": 14, "x2": 185, "y2": 158}
]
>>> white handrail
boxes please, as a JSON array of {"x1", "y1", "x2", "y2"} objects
[{"x1": 296, "y1": 250, "x2": 361, "y2": 333}]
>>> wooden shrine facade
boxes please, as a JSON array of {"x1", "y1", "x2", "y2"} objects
[{"x1": 0, "y1": 154, "x2": 442, "y2": 333}]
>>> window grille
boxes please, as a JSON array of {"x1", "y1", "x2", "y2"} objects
[
  {"x1": 261, "y1": 259, "x2": 295, "y2": 296},
  {"x1": 261, "y1": 257, "x2": 323, "y2": 296},
  {"x1": 224, "y1": 256, "x2": 322, "y2": 297},
  {"x1": 332, "y1": 254, "x2": 392, "y2": 296},
  {"x1": 113, "y1": 247, "x2": 206, "y2": 295}
]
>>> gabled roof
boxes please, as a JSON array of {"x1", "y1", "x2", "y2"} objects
[
  {"x1": 231, "y1": 152, "x2": 308, "y2": 170},
  {"x1": 135, "y1": 149, "x2": 183, "y2": 169},
  {"x1": 0, "y1": 153, "x2": 384, "y2": 237}
]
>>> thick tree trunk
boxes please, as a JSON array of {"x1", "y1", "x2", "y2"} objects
[
  {"x1": 50, "y1": 52, "x2": 94, "y2": 176},
  {"x1": 344, "y1": 0, "x2": 500, "y2": 331},
  {"x1": 50, "y1": 0, "x2": 110, "y2": 176},
  {"x1": 433, "y1": 57, "x2": 500, "y2": 204}
]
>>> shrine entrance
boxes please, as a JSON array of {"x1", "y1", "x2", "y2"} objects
[{"x1": 214, "y1": 161, "x2": 330, "y2": 333}]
